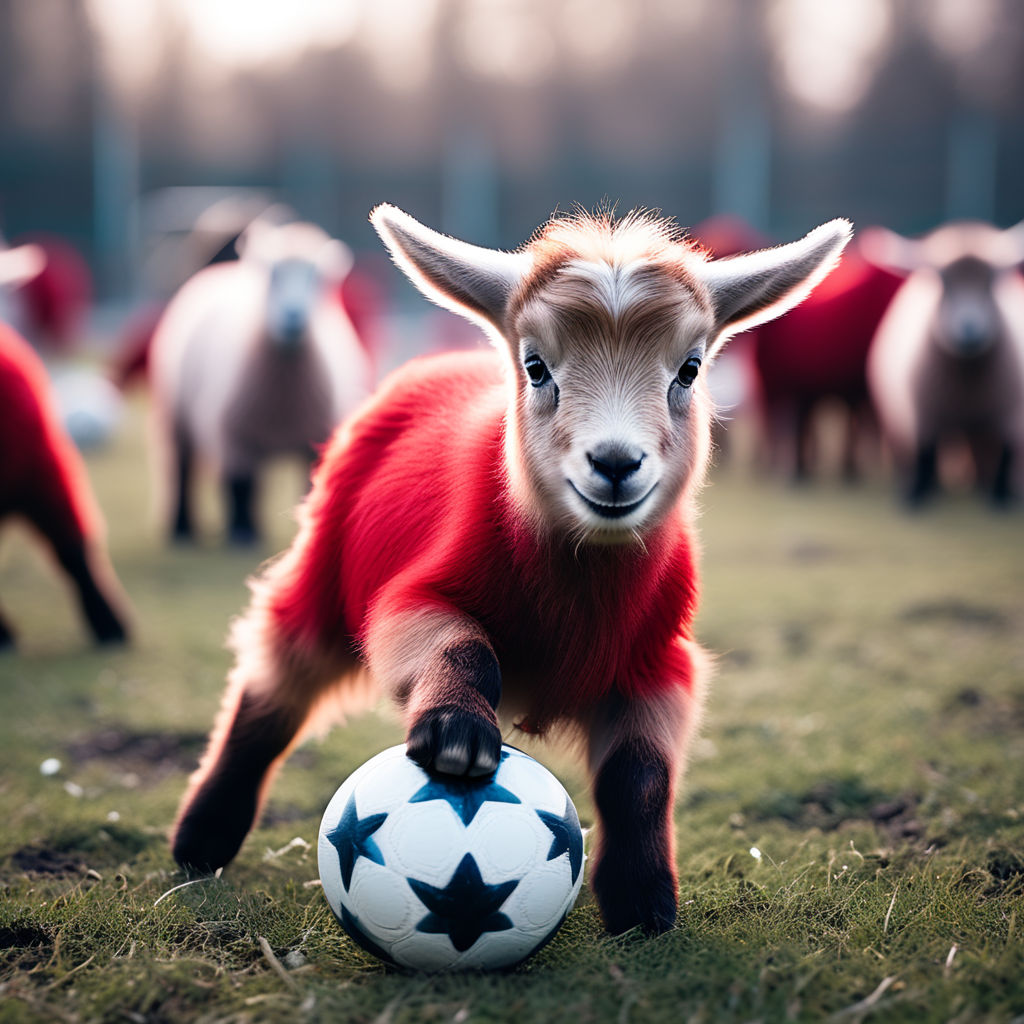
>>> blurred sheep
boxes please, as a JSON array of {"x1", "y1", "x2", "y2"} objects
[
  {"x1": 150, "y1": 218, "x2": 374, "y2": 544},
  {"x1": 865, "y1": 220, "x2": 1024, "y2": 506}
]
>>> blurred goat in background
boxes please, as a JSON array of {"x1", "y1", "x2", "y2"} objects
[
  {"x1": 150, "y1": 216, "x2": 374, "y2": 545},
  {"x1": 865, "y1": 220, "x2": 1024, "y2": 506}
]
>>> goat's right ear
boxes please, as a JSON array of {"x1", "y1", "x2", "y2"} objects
[
  {"x1": 699, "y1": 219, "x2": 852, "y2": 355},
  {"x1": 370, "y1": 204, "x2": 530, "y2": 333}
]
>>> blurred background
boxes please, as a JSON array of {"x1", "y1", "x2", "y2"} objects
[{"x1": 1, "y1": 0, "x2": 1021, "y2": 311}]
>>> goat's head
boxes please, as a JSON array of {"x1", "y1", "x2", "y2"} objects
[
  {"x1": 863, "y1": 220, "x2": 1024, "y2": 360},
  {"x1": 372, "y1": 205, "x2": 850, "y2": 543},
  {"x1": 237, "y1": 219, "x2": 352, "y2": 352}
]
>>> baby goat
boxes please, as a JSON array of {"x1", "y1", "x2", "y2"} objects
[{"x1": 173, "y1": 206, "x2": 850, "y2": 934}]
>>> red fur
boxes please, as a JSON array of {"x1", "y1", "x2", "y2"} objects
[
  {"x1": 753, "y1": 248, "x2": 903, "y2": 410},
  {"x1": 268, "y1": 349, "x2": 699, "y2": 733},
  {"x1": 0, "y1": 323, "x2": 96, "y2": 542}
]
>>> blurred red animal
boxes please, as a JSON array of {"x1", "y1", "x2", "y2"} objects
[{"x1": 0, "y1": 308, "x2": 128, "y2": 648}]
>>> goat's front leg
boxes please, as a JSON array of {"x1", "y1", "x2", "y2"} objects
[
  {"x1": 366, "y1": 598, "x2": 501, "y2": 777},
  {"x1": 587, "y1": 645, "x2": 706, "y2": 934}
]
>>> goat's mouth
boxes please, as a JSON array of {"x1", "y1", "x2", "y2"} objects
[{"x1": 567, "y1": 481, "x2": 658, "y2": 521}]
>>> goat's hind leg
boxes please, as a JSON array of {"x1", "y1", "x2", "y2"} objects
[{"x1": 172, "y1": 592, "x2": 351, "y2": 873}]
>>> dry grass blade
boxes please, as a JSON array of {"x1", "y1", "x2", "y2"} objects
[
  {"x1": 258, "y1": 936, "x2": 298, "y2": 991},
  {"x1": 883, "y1": 884, "x2": 898, "y2": 934},
  {"x1": 830, "y1": 976, "x2": 897, "y2": 1020}
]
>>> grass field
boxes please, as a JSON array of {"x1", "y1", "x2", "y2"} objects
[{"x1": 1, "y1": 394, "x2": 1022, "y2": 1023}]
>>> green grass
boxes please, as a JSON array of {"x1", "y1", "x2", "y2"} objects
[{"x1": 1, "y1": 396, "x2": 1022, "y2": 1022}]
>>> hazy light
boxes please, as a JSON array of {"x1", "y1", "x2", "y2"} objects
[
  {"x1": 457, "y1": 0, "x2": 555, "y2": 84},
  {"x1": 558, "y1": 0, "x2": 635, "y2": 73},
  {"x1": 86, "y1": 0, "x2": 165, "y2": 91},
  {"x1": 924, "y1": 0, "x2": 997, "y2": 60},
  {"x1": 356, "y1": 0, "x2": 442, "y2": 93},
  {"x1": 770, "y1": 0, "x2": 892, "y2": 113},
  {"x1": 176, "y1": 0, "x2": 359, "y2": 70}
]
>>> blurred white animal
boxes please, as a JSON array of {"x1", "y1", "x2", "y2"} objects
[
  {"x1": 865, "y1": 221, "x2": 1024, "y2": 506},
  {"x1": 150, "y1": 219, "x2": 373, "y2": 543}
]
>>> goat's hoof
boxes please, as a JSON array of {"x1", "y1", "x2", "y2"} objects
[
  {"x1": 593, "y1": 860, "x2": 678, "y2": 935},
  {"x1": 406, "y1": 705, "x2": 501, "y2": 778}
]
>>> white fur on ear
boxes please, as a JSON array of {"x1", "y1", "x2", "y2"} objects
[
  {"x1": 370, "y1": 204, "x2": 531, "y2": 333},
  {"x1": 700, "y1": 218, "x2": 853, "y2": 354},
  {"x1": 0, "y1": 244, "x2": 45, "y2": 288},
  {"x1": 998, "y1": 219, "x2": 1024, "y2": 268}
]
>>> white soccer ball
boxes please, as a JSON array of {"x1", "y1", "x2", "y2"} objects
[{"x1": 317, "y1": 743, "x2": 585, "y2": 971}]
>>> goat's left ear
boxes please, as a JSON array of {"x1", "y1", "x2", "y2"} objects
[
  {"x1": 370, "y1": 204, "x2": 531, "y2": 335},
  {"x1": 699, "y1": 218, "x2": 852, "y2": 356}
]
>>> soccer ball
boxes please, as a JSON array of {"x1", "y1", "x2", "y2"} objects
[{"x1": 317, "y1": 744, "x2": 585, "y2": 971}]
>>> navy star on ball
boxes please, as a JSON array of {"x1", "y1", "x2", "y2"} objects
[
  {"x1": 408, "y1": 853, "x2": 518, "y2": 952},
  {"x1": 325, "y1": 794, "x2": 387, "y2": 889},
  {"x1": 408, "y1": 766, "x2": 520, "y2": 826},
  {"x1": 537, "y1": 797, "x2": 584, "y2": 884}
]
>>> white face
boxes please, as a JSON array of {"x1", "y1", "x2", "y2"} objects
[
  {"x1": 509, "y1": 261, "x2": 715, "y2": 542},
  {"x1": 264, "y1": 258, "x2": 325, "y2": 349}
]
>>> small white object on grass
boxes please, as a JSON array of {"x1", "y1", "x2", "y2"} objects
[
  {"x1": 40, "y1": 757, "x2": 62, "y2": 776},
  {"x1": 750, "y1": 846, "x2": 762, "y2": 860}
]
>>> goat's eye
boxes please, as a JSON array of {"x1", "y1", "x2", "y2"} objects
[
  {"x1": 676, "y1": 355, "x2": 702, "y2": 389},
  {"x1": 524, "y1": 355, "x2": 551, "y2": 386}
]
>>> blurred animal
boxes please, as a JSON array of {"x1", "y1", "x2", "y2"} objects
[
  {"x1": 752, "y1": 243, "x2": 903, "y2": 480},
  {"x1": 10, "y1": 235, "x2": 92, "y2": 351},
  {"x1": 172, "y1": 204, "x2": 850, "y2": 933},
  {"x1": 865, "y1": 220, "x2": 1024, "y2": 505},
  {"x1": 150, "y1": 219, "x2": 373, "y2": 544},
  {"x1": 0, "y1": 240, "x2": 45, "y2": 330},
  {"x1": 0, "y1": 264, "x2": 128, "y2": 648}
]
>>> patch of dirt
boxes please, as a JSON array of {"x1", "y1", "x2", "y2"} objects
[
  {"x1": 959, "y1": 849, "x2": 1024, "y2": 897},
  {"x1": 899, "y1": 599, "x2": 1009, "y2": 630},
  {"x1": 986, "y1": 849, "x2": 1024, "y2": 886},
  {"x1": 943, "y1": 687, "x2": 1024, "y2": 736},
  {"x1": 0, "y1": 923, "x2": 51, "y2": 950},
  {"x1": 747, "y1": 777, "x2": 923, "y2": 839},
  {"x1": 9, "y1": 826, "x2": 156, "y2": 877},
  {"x1": 66, "y1": 727, "x2": 207, "y2": 778},
  {"x1": 10, "y1": 844, "x2": 87, "y2": 876}
]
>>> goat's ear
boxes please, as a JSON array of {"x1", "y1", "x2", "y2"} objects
[
  {"x1": 859, "y1": 226, "x2": 924, "y2": 275},
  {"x1": 370, "y1": 204, "x2": 530, "y2": 333},
  {"x1": 318, "y1": 238, "x2": 353, "y2": 283},
  {"x1": 699, "y1": 218, "x2": 852, "y2": 355},
  {"x1": 998, "y1": 219, "x2": 1024, "y2": 269},
  {"x1": 0, "y1": 244, "x2": 45, "y2": 288}
]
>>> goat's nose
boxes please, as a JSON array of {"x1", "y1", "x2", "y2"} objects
[{"x1": 587, "y1": 444, "x2": 645, "y2": 485}]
